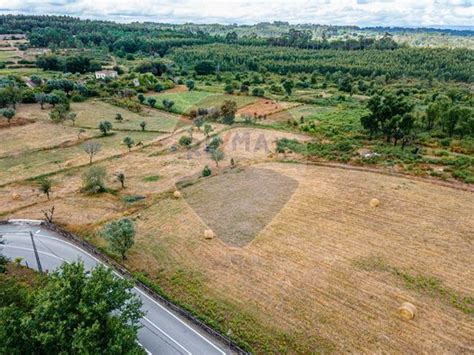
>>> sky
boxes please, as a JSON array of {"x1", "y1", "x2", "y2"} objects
[{"x1": 0, "y1": 0, "x2": 473, "y2": 29}]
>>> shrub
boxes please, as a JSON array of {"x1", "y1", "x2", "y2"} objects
[
  {"x1": 179, "y1": 135, "x2": 192, "y2": 147},
  {"x1": 202, "y1": 165, "x2": 212, "y2": 177},
  {"x1": 82, "y1": 166, "x2": 107, "y2": 194}
]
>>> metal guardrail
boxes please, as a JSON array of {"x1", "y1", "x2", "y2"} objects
[{"x1": 40, "y1": 222, "x2": 248, "y2": 355}]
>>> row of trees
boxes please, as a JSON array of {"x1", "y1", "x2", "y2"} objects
[
  {"x1": 173, "y1": 44, "x2": 473, "y2": 82},
  {"x1": 37, "y1": 54, "x2": 101, "y2": 73}
]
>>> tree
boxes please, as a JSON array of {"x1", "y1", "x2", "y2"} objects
[
  {"x1": 155, "y1": 83, "x2": 164, "y2": 92},
  {"x1": 361, "y1": 94, "x2": 413, "y2": 144},
  {"x1": 186, "y1": 80, "x2": 195, "y2": 91},
  {"x1": 224, "y1": 84, "x2": 234, "y2": 94},
  {"x1": 35, "y1": 92, "x2": 48, "y2": 109},
  {"x1": 147, "y1": 97, "x2": 156, "y2": 108},
  {"x1": 139, "y1": 121, "x2": 147, "y2": 131},
  {"x1": 115, "y1": 113, "x2": 124, "y2": 122},
  {"x1": 443, "y1": 106, "x2": 471, "y2": 137},
  {"x1": 208, "y1": 135, "x2": 223, "y2": 151},
  {"x1": 82, "y1": 166, "x2": 107, "y2": 194},
  {"x1": 457, "y1": 108, "x2": 474, "y2": 138},
  {"x1": 203, "y1": 123, "x2": 213, "y2": 139},
  {"x1": 162, "y1": 99, "x2": 174, "y2": 111},
  {"x1": 193, "y1": 117, "x2": 204, "y2": 131},
  {"x1": 251, "y1": 87, "x2": 264, "y2": 97},
  {"x1": 1, "y1": 108, "x2": 15, "y2": 124},
  {"x1": 49, "y1": 104, "x2": 68, "y2": 123},
  {"x1": 194, "y1": 60, "x2": 215, "y2": 75},
  {"x1": 83, "y1": 141, "x2": 101, "y2": 164},
  {"x1": 100, "y1": 218, "x2": 136, "y2": 260},
  {"x1": 123, "y1": 136, "x2": 135, "y2": 151},
  {"x1": 37, "y1": 177, "x2": 52, "y2": 200},
  {"x1": 99, "y1": 120, "x2": 112, "y2": 136},
  {"x1": 179, "y1": 135, "x2": 192, "y2": 147},
  {"x1": 282, "y1": 80, "x2": 294, "y2": 96},
  {"x1": 0, "y1": 262, "x2": 144, "y2": 353},
  {"x1": 116, "y1": 172, "x2": 125, "y2": 189},
  {"x1": 211, "y1": 149, "x2": 224, "y2": 167},
  {"x1": 137, "y1": 93, "x2": 145, "y2": 104},
  {"x1": 220, "y1": 100, "x2": 237, "y2": 125},
  {"x1": 0, "y1": 85, "x2": 21, "y2": 109}
]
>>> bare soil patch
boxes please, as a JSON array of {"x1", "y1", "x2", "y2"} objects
[
  {"x1": 182, "y1": 167, "x2": 298, "y2": 246},
  {"x1": 237, "y1": 99, "x2": 297, "y2": 118}
]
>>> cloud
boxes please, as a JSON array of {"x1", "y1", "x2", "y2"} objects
[{"x1": 0, "y1": 0, "x2": 472, "y2": 28}]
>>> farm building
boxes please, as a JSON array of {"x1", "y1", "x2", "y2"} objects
[{"x1": 95, "y1": 70, "x2": 118, "y2": 80}]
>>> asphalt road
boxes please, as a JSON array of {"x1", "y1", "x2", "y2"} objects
[{"x1": 0, "y1": 221, "x2": 231, "y2": 355}]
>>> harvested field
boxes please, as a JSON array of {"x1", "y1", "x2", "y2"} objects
[
  {"x1": 8, "y1": 193, "x2": 126, "y2": 226},
  {"x1": 183, "y1": 167, "x2": 298, "y2": 246},
  {"x1": 120, "y1": 162, "x2": 473, "y2": 353},
  {"x1": 0, "y1": 121, "x2": 95, "y2": 157},
  {"x1": 0, "y1": 131, "x2": 162, "y2": 184},
  {"x1": 237, "y1": 99, "x2": 298, "y2": 118}
]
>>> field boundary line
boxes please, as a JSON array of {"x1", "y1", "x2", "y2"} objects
[{"x1": 275, "y1": 159, "x2": 474, "y2": 192}]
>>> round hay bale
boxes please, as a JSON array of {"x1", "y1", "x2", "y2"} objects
[
  {"x1": 65, "y1": 160, "x2": 73, "y2": 167},
  {"x1": 11, "y1": 193, "x2": 21, "y2": 201},
  {"x1": 204, "y1": 229, "x2": 214, "y2": 240},
  {"x1": 399, "y1": 302, "x2": 416, "y2": 320},
  {"x1": 173, "y1": 190, "x2": 182, "y2": 199},
  {"x1": 369, "y1": 198, "x2": 380, "y2": 208}
]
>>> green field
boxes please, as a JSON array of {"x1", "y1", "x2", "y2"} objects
[
  {"x1": 0, "y1": 50, "x2": 20, "y2": 61},
  {"x1": 69, "y1": 101, "x2": 184, "y2": 132},
  {"x1": 149, "y1": 91, "x2": 258, "y2": 114}
]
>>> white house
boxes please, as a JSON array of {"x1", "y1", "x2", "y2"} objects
[{"x1": 95, "y1": 70, "x2": 118, "y2": 80}]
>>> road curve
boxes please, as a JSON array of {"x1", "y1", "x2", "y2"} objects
[{"x1": 0, "y1": 222, "x2": 232, "y2": 355}]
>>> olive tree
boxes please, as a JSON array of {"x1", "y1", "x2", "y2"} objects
[
  {"x1": 83, "y1": 141, "x2": 101, "y2": 164},
  {"x1": 37, "y1": 177, "x2": 53, "y2": 200},
  {"x1": 99, "y1": 120, "x2": 112, "y2": 136},
  {"x1": 100, "y1": 218, "x2": 136, "y2": 260}
]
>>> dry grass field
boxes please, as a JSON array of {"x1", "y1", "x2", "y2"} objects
[
  {"x1": 120, "y1": 163, "x2": 473, "y2": 353},
  {"x1": 1, "y1": 98, "x2": 473, "y2": 353},
  {"x1": 0, "y1": 121, "x2": 95, "y2": 157}
]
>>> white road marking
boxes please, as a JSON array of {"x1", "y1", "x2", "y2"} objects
[
  {"x1": 3, "y1": 245, "x2": 66, "y2": 262},
  {"x1": 143, "y1": 316, "x2": 192, "y2": 355},
  {"x1": 5, "y1": 231, "x2": 227, "y2": 355},
  {"x1": 33, "y1": 232, "x2": 226, "y2": 354},
  {"x1": 137, "y1": 342, "x2": 152, "y2": 355}
]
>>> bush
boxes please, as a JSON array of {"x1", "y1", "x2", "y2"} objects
[
  {"x1": 82, "y1": 166, "x2": 107, "y2": 194},
  {"x1": 202, "y1": 165, "x2": 212, "y2": 177},
  {"x1": 179, "y1": 135, "x2": 192, "y2": 147}
]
